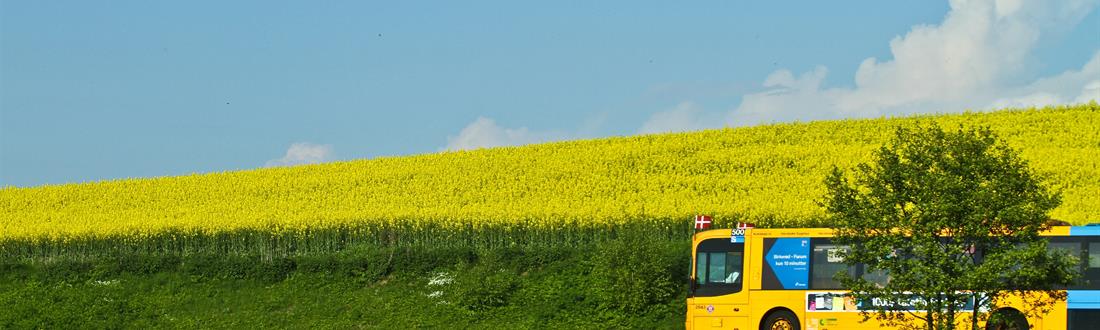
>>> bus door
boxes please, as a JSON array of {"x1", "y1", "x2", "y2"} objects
[{"x1": 690, "y1": 237, "x2": 750, "y2": 329}]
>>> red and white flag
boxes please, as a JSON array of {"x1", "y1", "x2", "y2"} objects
[
  {"x1": 737, "y1": 222, "x2": 755, "y2": 229},
  {"x1": 694, "y1": 215, "x2": 713, "y2": 230}
]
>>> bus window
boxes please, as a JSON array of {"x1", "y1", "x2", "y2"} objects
[
  {"x1": 699, "y1": 251, "x2": 743, "y2": 284},
  {"x1": 810, "y1": 240, "x2": 857, "y2": 289},
  {"x1": 1049, "y1": 239, "x2": 1084, "y2": 289},
  {"x1": 1089, "y1": 242, "x2": 1100, "y2": 268},
  {"x1": 693, "y1": 238, "x2": 744, "y2": 297},
  {"x1": 810, "y1": 239, "x2": 887, "y2": 289},
  {"x1": 696, "y1": 252, "x2": 707, "y2": 283},
  {"x1": 1085, "y1": 241, "x2": 1100, "y2": 289},
  {"x1": 862, "y1": 268, "x2": 890, "y2": 287},
  {"x1": 1050, "y1": 241, "x2": 1082, "y2": 257}
]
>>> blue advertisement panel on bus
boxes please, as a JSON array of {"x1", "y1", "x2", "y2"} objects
[{"x1": 762, "y1": 238, "x2": 810, "y2": 290}]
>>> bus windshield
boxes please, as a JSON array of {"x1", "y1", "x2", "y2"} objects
[{"x1": 693, "y1": 238, "x2": 744, "y2": 297}]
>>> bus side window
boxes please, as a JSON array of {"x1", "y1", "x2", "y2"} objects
[
  {"x1": 1087, "y1": 241, "x2": 1100, "y2": 289},
  {"x1": 862, "y1": 268, "x2": 889, "y2": 288},
  {"x1": 810, "y1": 240, "x2": 856, "y2": 289},
  {"x1": 810, "y1": 239, "x2": 887, "y2": 289},
  {"x1": 1049, "y1": 241, "x2": 1082, "y2": 257},
  {"x1": 1049, "y1": 239, "x2": 1084, "y2": 288}
]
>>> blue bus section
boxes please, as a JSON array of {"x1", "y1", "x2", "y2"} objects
[
  {"x1": 762, "y1": 238, "x2": 810, "y2": 290},
  {"x1": 1068, "y1": 291, "x2": 1100, "y2": 309},
  {"x1": 1064, "y1": 226, "x2": 1100, "y2": 329},
  {"x1": 1070, "y1": 226, "x2": 1100, "y2": 236}
]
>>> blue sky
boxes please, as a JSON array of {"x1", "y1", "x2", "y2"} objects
[{"x1": 2, "y1": 0, "x2": 1098, "y2": 187}]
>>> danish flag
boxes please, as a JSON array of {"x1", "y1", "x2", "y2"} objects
[{"x1": 694, "y1": 215, "x2": 713, "y2": 230}]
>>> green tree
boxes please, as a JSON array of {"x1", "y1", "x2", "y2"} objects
[{"x1": 822, "y1": 124, "x2": 1079, "y2": 330}]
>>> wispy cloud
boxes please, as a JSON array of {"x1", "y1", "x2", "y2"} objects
[
  {"x1": 266, "y1": 142, "x2": 334, "y2": 167},
  {"x1": 991, "y1": 52, "x2": 1100, "y2": 108},
  {"x1": 443, "y1": 117, "x2": 571, "y2": 151},
  {"x1": 638, "y1": 102, "x2": 725, "y2": 134}
]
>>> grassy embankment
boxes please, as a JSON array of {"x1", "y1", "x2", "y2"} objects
[{"x1": 2, "y1": 235, "x2": 688, "y2": 328}]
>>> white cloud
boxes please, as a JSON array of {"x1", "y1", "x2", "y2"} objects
[
  {"x1": 644, "y1": 0, "x2": 1099, "y2": 130},
  {"x1": 266, "y1": 142, "x2": 334, "y2": 167},
  {"x1": 443, "y1": 117, "x2": 563, "y2": 151},
  {"x1": 438, "y1": 1, "x2": 1095, "y2": 144},
  {"x1": 638, "y1": 102, "x2": 725, "y2": 134}
]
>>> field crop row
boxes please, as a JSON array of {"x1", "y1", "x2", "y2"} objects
[{"x1": 2, "y1": 103, "x2": 1098, "y2": 243}]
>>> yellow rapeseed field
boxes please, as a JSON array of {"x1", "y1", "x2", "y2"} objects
[{"x1": 1, "y1": 104, "x2": 1098, "y2": 241}]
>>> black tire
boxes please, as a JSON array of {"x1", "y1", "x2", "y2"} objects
[
  {"x1": 986, "y1": 308, "x2": 1028, "y2": 330},
  {"x1": 761, "y1": 310, "x2": 800, "y2": 330}
]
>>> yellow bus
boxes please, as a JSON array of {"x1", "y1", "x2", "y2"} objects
[{"x1": 686, "y1": 226, "x2": 1100, "y2": 330}]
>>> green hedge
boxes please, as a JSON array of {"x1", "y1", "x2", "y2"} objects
[{"x1": 1, "y1": 231, "x2": 693, "y2": 329}]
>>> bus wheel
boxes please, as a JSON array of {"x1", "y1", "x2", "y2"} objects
[
  {"x1": 986, "y1": 308, "x2": 1028, "y2": 330},
  {"x1": 762, "y1": 310, "x2": 800, "y2": 330}
]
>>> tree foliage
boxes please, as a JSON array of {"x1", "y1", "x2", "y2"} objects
[{"x1": 823, "y1": 124, "x2": 1078, "y2": 330}]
